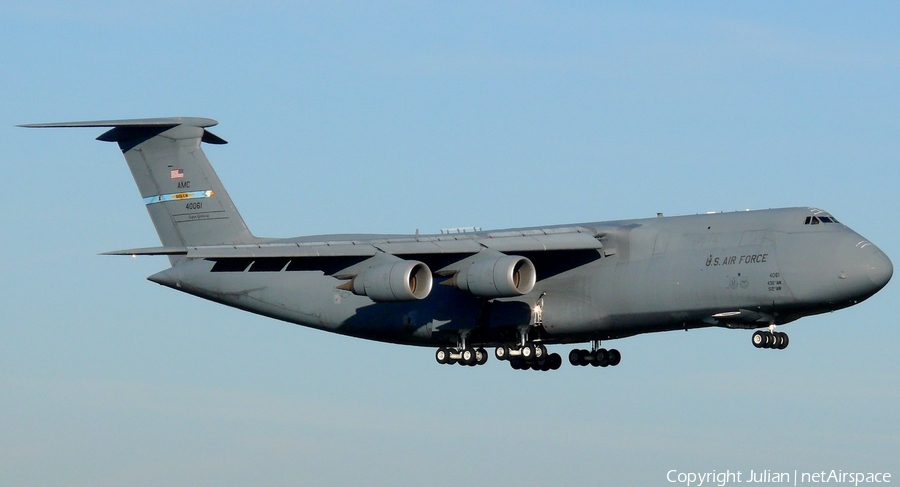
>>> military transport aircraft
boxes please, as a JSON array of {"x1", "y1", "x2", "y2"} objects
[{"x1": 22, "y1": 117, "x2": 893, "y2": 371}]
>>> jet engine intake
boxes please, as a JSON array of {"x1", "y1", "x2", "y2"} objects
[
  {"x1": 454, "y1": 255, "x2": 536, "y2": 298},
  {"x1": 349, "y1": 260, "x2": 433, "y2": 301}
]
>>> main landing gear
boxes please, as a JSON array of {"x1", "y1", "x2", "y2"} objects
[
  {"x1": 752, "y1": 329, "x2": 789, "y2": 350},
  {"x1": 435, "y1": 330, "x2": 489, "y2": 366},
  {"x1": 569, "y1": 340, "x2": 621, "y2": 367},
  {"x1": 493, "y1": 323, "x2": 562, "y2": 371},
  {"x1": 435, "y1": 346, "x2": 489, "y2": 366},
  {"x1": 494, "y1": 343, "x2": 562, "y2": 371}
]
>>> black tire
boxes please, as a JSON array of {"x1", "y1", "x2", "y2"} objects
[
  {"x1": 521, "y1": 343, "x2": 535, "y2": 360},
  {"x1": 550, "y1": 353, "x2": 562, "y2": 370},
  {"x1": 777, "y1": 332, "x2": 789, "y2": 350},
  {"x1": 461, "y1": 347, "x2": 476, "y2": 365},
  {"x1": 568, "y1": 349, "x2": 582, "y2": 366},
  {"x1": 495, "y1": 345, "x2": 508, "y2": 361},
  {"x1": 607, "y1": 348, "x2": 621, "y2": 366},
  {"x1": 476, "y1": 348, "x2": 488, "y2": 365},
  {"x1": 435, "y1": 347, "x2": 448, "y2": 364},
  {"x1": 534, "y1": 344, "x2": 547, "y2": 359},
  {"x1": 752, "y1": 331, "x2": 765, "y2": 348},
  {"x1": 596, "y1": 348, "x2": 609, "y2": 367}
]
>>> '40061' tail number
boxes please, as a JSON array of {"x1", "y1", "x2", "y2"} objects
[{"x1": 186, "y1": 202, "x2": 202, "y2": 210}]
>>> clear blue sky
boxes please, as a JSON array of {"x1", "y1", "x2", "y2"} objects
[{"x1": 2, "y1": 2, "x2": 898, "y2": 485}]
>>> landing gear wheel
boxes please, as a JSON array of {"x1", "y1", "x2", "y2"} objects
[
  {"x1": 435, "y1": 347, "x2": 450, "y2": 364},
  {"x1": 534, "y1": 344, "x2": 547, "y2": 359},
  {"x1": 752, "y1": 331, "x2": 765, "y2": 348},
  {"x1": 596, "y1": 348, "x2": 609, "y2": 367},
  {"x1": 520, "y1": 343, "x2": 535, "y2": 360},
  {"x1": 549, "y1": 353, "x2": 562, "y2": 370},
  {"x1": 495, "y1": 345, "x2": 509, "y2": 361},
  {"x1": 536, "y1": 356, "x2": 551, "y2": 371},
  {"x1": 569, "y1": 349, "x2": 582, "y2": 366},
  {"x1": 607, "y1": 348, "x2": 621, "y2": 366},
  {"x1": 476, "y1": 348, "x2": 488, "y2": 365},
  {"x1": 461, "y1": 347, "x2": 476, "y2": 366},
  {"x1": 777, "y1": 332, "x2": 789, "y2": 349}
]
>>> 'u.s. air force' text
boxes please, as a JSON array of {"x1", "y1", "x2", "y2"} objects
[{"x1": 706, "y1": 254, "x2": 769, "y2": 267}]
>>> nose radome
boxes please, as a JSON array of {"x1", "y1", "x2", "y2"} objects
[{"x1": 867, "y1": 246, "x2": 893, "y2": 290}]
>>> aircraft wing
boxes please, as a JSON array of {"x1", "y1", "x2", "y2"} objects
[
  {"x1": 104, "y1": 226, "x2": 604, "y2": 258},
  {"x1": 106, "y1": 226, "x2": 607, "y2": 289}
]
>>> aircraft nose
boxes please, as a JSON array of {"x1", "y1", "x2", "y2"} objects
[
  {"x1": 865, "y1": 245, "x2": 893, "y2": 290},
  {"x1": 839, "y1": 238, "x2": 892, "y2": 300}
]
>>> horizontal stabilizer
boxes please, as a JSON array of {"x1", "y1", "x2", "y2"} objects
[
  {"x1": 18, "y1": 117, "x2": 219, "y2": 129},
  {"x1": 102, "y1": 246, "x2": 188, "y2": 256},
  {"x1": 19, "y1": 117, "x2": 227, "y2": 149}
]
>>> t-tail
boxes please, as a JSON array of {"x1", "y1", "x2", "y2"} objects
[{"x1": 21, "y1": 118, "x2": 258, "y2": 263}]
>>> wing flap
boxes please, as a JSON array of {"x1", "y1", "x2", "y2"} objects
[{"x1": 186, "y1": 243, "x2": 379, "y2": 259}]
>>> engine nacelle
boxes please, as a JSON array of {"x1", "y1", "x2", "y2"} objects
[
  {"x1": 350, "y1": 260, "x2": 433, "y2": 301},
  {"x1": 455, "y1": 255, "x2": 536, "y2": 298}
]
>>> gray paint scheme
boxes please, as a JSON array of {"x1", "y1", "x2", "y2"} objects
[{"x1": 22, "y1": 118, "x2": 893, "y2": 365}]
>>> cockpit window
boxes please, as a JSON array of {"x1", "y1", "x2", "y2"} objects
[{"x1": 803, "y1": 215, "x2": 840, "y2": 225}]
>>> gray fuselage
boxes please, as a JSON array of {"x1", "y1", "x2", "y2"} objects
[{"x1": 149, "y1": 207, "x2": 893, "y2": 348}]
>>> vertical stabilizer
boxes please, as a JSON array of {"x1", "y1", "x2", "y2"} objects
[{"x1": 22, "y1": 118, "x2": 257, "y2": 252}]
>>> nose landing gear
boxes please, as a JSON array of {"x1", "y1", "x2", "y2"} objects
[
  {"x1": 752, "y1": 324, "x2": 789, "y2": 350},
  {"x1": 752, "y1": 330, "x2": 789, "y2": 349}
]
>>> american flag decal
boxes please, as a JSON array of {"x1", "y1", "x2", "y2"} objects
[{"x1": 170, "y1": 169, "x2": 184, "y2": 179}]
